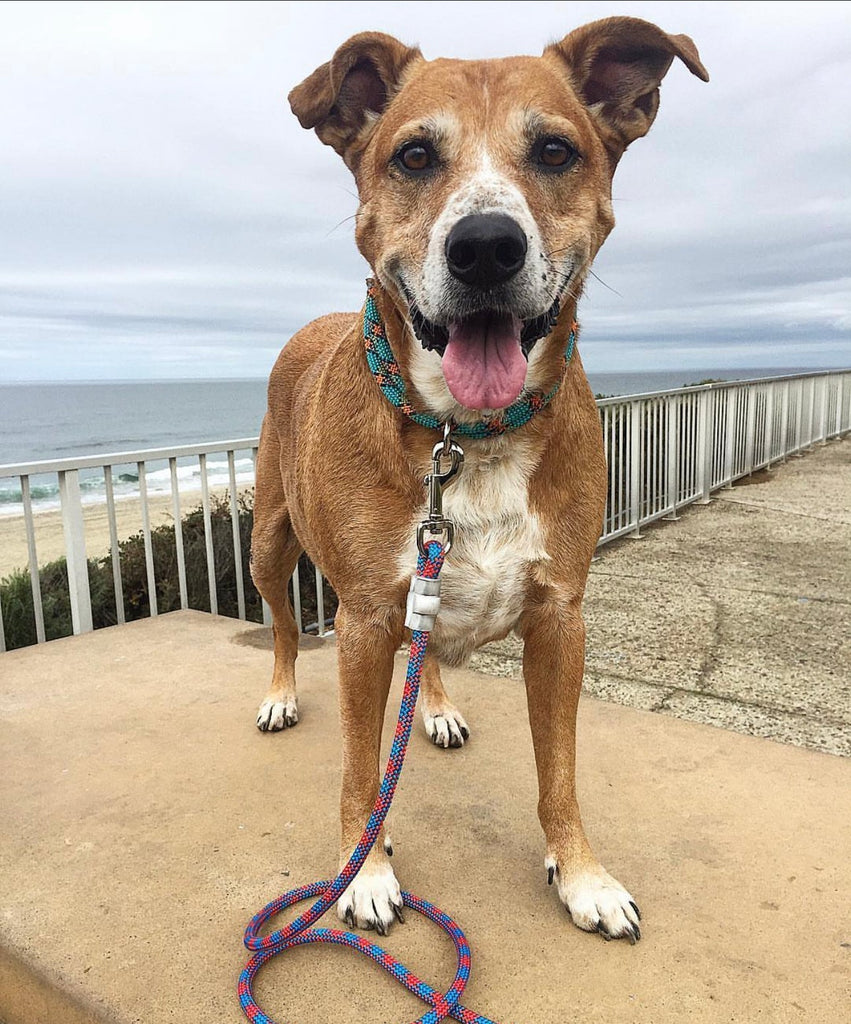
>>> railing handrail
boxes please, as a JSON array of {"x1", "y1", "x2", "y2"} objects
[
  {"x1": 594, "y1": 367, "x2": 851, "y2": 407},
  {"x1": 0, "y1": 438, "x2": 261, "y2": 478}
]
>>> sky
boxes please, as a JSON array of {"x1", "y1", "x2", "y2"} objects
[{"x1": 1, "y1": 0, "x2": 850, "y2": 381}]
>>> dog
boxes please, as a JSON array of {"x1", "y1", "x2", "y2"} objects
[{"x1": 250, "y1": 16, "x2": 708, "y2": 942}]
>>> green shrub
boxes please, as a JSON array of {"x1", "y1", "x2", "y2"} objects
[{"x1": 0, "y1": 491, "x2": 338, "y2": 651}]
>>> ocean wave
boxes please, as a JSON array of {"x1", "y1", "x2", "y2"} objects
[{"x1": 0, "y1": 456, "x2": 256, "y2": 519}]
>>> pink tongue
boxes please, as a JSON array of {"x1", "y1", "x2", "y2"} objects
[{"x1": 441, "y1": 312, "x2": 526, "y2": 410}]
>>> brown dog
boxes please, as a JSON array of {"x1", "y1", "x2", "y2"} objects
[{"x1": 251, "y1": 17, "x2": 708, "y2": 942}]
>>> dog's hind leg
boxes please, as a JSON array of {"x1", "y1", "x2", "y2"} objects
[
  {"x1": 251, "y1": 417, "x2": 303, "y2": 732},
  {"x1": 419, "y1": 652, "x2": 470, "y2": 749}
]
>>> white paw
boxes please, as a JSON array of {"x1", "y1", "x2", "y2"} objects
[
  {"x1": 422, "y1": 705, "x2": 470, "y2": 749},
  {"x1": 336, "y1": 859, "x2": 404, "y2": 936},
  {"x1": 546, "y1": 857, "x2": 641, "y2": 943},
  {"x1": 256, "y1": 696, "x2": 298, "y2": 731}
]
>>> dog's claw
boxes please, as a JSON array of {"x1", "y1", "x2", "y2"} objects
[
  {"x1": 547, "y1": 865, "x2": 555, "y2": 886},
  {"x1": 344, "y1": 907, "x2": 355, "y2": 928},
  {"x1": 629, "y1": 900, "x2": 642, "y2": 921},
  {"x1": 596, "y1": 921, "x2": 612, "y2": 941},
  {"x1": 372, "y1": 900, "x2": 387, "y2": 936},
  {"x1": 393, "y1": 902, "x2": 406, "y2": 924}
]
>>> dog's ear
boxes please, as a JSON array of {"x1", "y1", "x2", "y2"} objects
[
  {"x1": 546, "y1": 17, "x2": 708, "y2": 158},
  {"x1": 289, "y1": 32, "x2": 422, "y2": 170}
]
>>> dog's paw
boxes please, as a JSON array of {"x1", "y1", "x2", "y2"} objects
[
  {"x1": 256, "y1": 696, "x2": 298, "y2": 732},
  {"x1": 422, "y1": 704, "x2": 470, "y2": 749},
  {"x1": 546, "y1": 856, "x2": 641, "y2": 944},
  {"x1": 336, "y1": 860, "x2": 404, "y2": 936}
]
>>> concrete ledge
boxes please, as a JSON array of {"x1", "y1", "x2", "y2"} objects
[{"x1": 1, "y1": 610, "x2": 850, "y2": 1022}]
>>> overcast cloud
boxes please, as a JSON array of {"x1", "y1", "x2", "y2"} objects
[{"x1": 1, "y1": 0, "x2": 850, "y2": 380}]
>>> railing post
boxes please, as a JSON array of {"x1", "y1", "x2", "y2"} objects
[
  {"x1": 807, "y1": 377, "x2": 817, "y2": 448},
  {"x1": 663, "y1": 393, "x2": 680, "y2": 520},
  {"x1": 137, "y1": 460, "x2": 158, "y2": 617},
  {"x1": 199, "y1": 454, "x2": 218, "y2": 616},
  {"x1": 723, "y1": 387, "x2": 737, "y2": 486},
  {"x1": 227, "y1": 450, "x2": 247, "y2": 620},
  {"x1": 779, "y1": 381, "x2": 790, "y2": 460},
  {"x1": 818, "y1": 375, "x2": 828, "y2": 444},
  {"x1": 314, "y1": 564, "x2": 326, "y2": 635},
  {"x1": 290, "y1": 568, "x2": 302, "y2": 634},
  {"x1": 794, "y1": 378, "x2": 804, "y2": 454},
  {"x1": 21, "y1": 476, "x2": 46, "y2": 643},
  {"x1": 744, "y1": 385, "x2": 757, "y2": 475},
  {"x1": 58, "y1": 469, "x2": 93, "y2": 635},
  {"x1": 764, "y1": 382, "x2": 775, "y2": 468},
  {"x1": 629, "y1": 400, "x2": 642, "y2": 536},
  {"x1": 696, "y1": 387, "x2": 711, "y2": 503}
]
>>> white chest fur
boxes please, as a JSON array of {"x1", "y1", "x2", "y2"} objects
[{"x1": 400, "y1": 436, "x2": 550, "y2": 665}]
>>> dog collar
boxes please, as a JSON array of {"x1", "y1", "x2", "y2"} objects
[{"x1": 363, "y1": 281, "x2": 577, "y2": 439}]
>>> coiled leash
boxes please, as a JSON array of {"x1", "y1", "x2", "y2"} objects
[{"x1": 238, "y1": 428, "x2": 500, "y2": 1024}]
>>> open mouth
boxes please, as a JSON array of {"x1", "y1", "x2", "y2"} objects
[{"x1": 407, "y1": 295, "x2": 562, "y2": 411}]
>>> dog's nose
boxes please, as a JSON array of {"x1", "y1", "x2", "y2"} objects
[{"x1": 445, "y1": 214, "x2": 528, "y2": 288}]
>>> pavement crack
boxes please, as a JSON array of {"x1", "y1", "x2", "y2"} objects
[
  {"x1": 586, "y1": 669, "x2": 851, "y2": 731},
  {"x1": 716, "y1": 496, "x2": 851, "y2": 526}
]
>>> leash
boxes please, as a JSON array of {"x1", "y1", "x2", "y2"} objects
[{"x1": 239, "y1": 430, "x2": 500, "y2": 1024}]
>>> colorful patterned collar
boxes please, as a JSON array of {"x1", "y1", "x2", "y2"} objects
[{"x1": 362, "y1": 282, "x2": 577, "y2": 439}]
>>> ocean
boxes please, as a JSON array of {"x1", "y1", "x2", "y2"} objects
[{"x1": 0, "y1": 368, "x2": 816, "y2": 517}]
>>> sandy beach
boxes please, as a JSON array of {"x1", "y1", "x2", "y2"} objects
[{"x1": 0, "y1": 488, "x2": 244, "y2": 578}]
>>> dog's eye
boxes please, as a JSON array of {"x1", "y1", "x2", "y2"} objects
[
  {"x1": 534, "y1": 137, "x2": 579, "y2": 172},
  {"x1": 394, "y1": 142, "x2": 435, "y2": 176}
]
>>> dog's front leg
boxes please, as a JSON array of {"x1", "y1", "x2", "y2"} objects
[
  {"x1": 523, "y1": 599, "x2": 642, "y2": 943},
  {"x1": 334, "y1": 601, "x2": 405, "y2": 935}
]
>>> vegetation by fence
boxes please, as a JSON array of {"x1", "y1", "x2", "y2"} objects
[{"x1": 0, "y1": 493, "x2": 337, "y2": 651}]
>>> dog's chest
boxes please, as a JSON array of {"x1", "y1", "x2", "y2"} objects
[{"x1": 402, "y1": 439, "x2": 549, "y2": 664}]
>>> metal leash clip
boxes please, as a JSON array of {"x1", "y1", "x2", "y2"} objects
[
  {"x1": 416, "y1": 422, "x2": 464, "y2": 556},
  {"x1": 408, "y1": 424, "x2": 464, "y2": 632}
]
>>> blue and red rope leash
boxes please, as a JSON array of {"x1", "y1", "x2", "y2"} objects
[{"x1": 238, "y1": 542, "x2": 498, "y2": 1024}]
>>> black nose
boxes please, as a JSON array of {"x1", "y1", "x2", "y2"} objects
[{"x1": 444, "y1": 214, "x2": 528, "y2": 288}]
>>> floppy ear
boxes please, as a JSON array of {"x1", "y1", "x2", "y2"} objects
[
  {"x1": 288, "y1": 32, "x2": 422, "y2": 170},
  {"x1": 546, "y1": 16, "x2": 708, "y2": 157}
]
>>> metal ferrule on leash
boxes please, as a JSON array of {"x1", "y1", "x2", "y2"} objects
[{"x1": 406, "y1": 574, "x2": 442, "y2": 632}]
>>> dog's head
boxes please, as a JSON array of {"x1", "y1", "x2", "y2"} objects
[{"x1": 290, "y1": 18, "x2": 708, "y2": 417}]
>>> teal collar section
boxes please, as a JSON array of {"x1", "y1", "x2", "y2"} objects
[{"x1": 362, "y1": 282, "x2": 576, "y2": 439}]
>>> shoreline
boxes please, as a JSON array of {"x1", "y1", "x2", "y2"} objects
[{"x1": 0, "y1": 487, "x2": 244, "y2": 578}]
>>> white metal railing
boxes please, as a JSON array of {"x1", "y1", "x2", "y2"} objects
[{"x1": 1, "y1": 369, "x2": 848, "y2": 652}]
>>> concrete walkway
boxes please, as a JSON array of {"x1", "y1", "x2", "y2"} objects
[
  {"x1": 2, "y1": 608, "x2": 850, "y2": 1023},
  {"x1": 472, "y1": 438, "x2": 851, "y2": 756}
]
